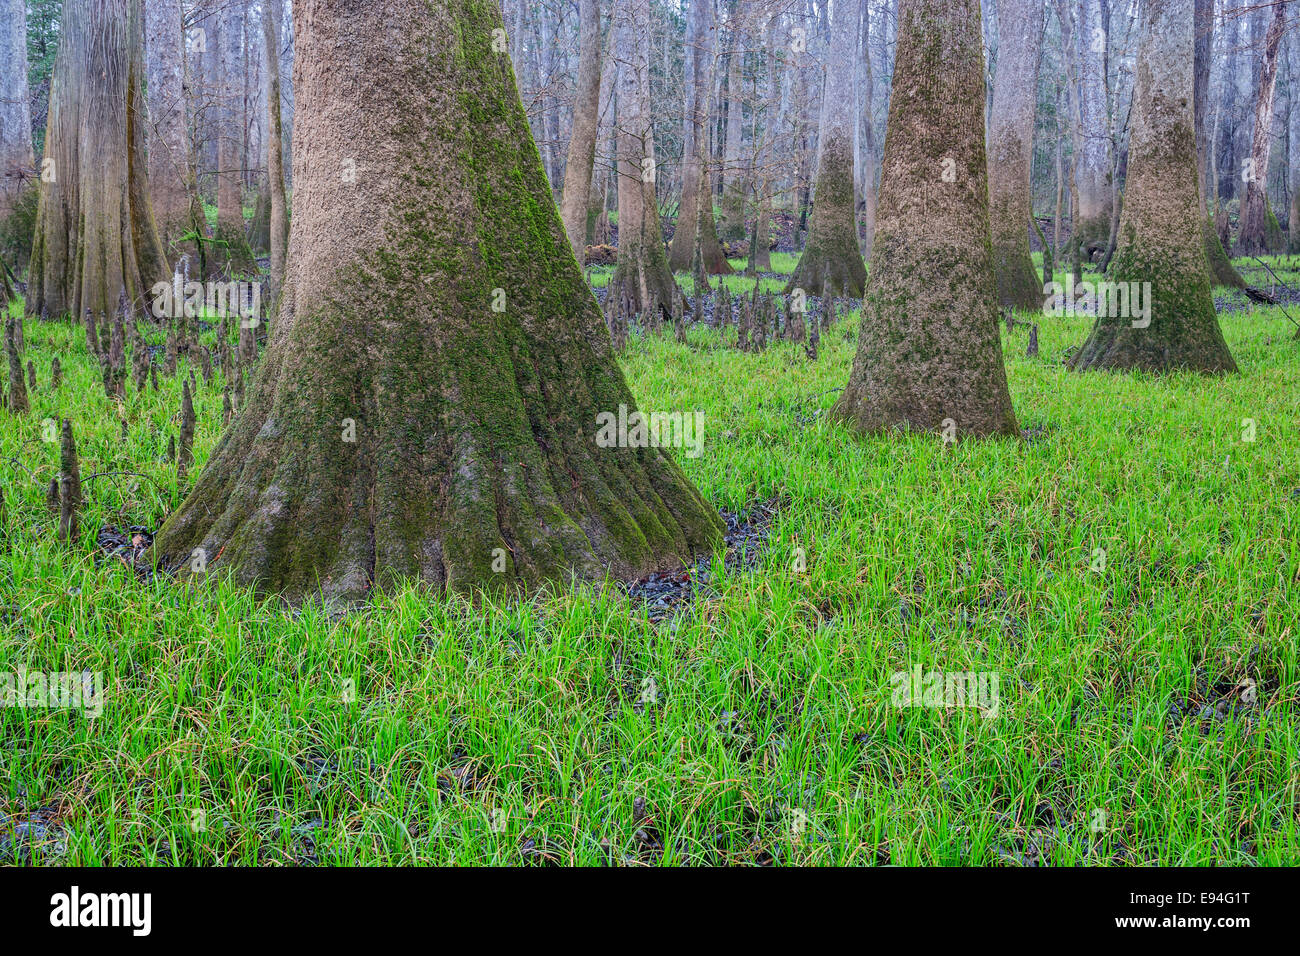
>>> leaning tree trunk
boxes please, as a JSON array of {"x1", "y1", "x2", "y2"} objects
[
  {"x1": 262, "y1": 0, "x2": 289, "y2": 305},
  {"x1": 27, "y1": 0, "x2": 168, "y2": 324},
  {"x1": 988, "y1": 0, "x2": 1045, "y2": 310},
  {"x1": 606, "y1": 0, "x2": 682, "y2": 317},
  {"x1": 558, "y1": 0, "x2": 603, "y2": 261},
  {"x1": 1237, "y1": 0, "x2": 1287, "y2": 256},
  {"x1": 1193, "y1": 0, "x2": 1245, "y2": 287},
  {"x1": 832, "y1": 0, "x2": 1018, "y2": 439},
  {"x1": 212, "y1": 0, "x2": 255, "y2": 275},
  {"x1": 153, "y1": 0, "x2": 722, "y2": 603},
  {"x1": 786, "y1": 0, "x2": 866, "y2": 298},
  {"x1": 144, "y1": 0, "x2": 199, "y2": 257},
  {"x1": 1074, "y1": 0, "x2": 1112, "y2": 251},
  {"x1": 1070, "y1": 0, "x2": 1236, "y2": 374},
  {"x1": 667, "y1": 0, "x2": 731, "y2": 274},
  {"x1": 0, "y1": 0, "x2": 34, "y2": 215}
]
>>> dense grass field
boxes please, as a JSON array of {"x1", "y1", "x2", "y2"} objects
[{"x1": 2, "y1": 254, "x2": 1298, "y2": 865}]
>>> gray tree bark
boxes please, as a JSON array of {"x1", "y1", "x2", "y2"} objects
[
  {"x1": 1070, "y1": 0, "x2": 1237, "y2": 374},
  {"x1": 786, "y1": 0, "x2": 866, "y2": 298},
  {"x1": 559, "y1": 0, "x2": 604, "y2": 260},
  {"x1": 833, "y1": 0, "x2": 1018, "y2": 439},
  {"x1": 988, "y1": 0, "x2": 1045, "y2": 309},
  {"x1": 0, "y1": 0, "x2": 34, "y2": 212}
]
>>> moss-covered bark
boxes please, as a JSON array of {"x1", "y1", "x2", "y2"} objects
[
  {"x1": 1070, "y1": 0, "x2": 1236, "y2": 374},
  {"x1": 153, "y1": 0, "x2": 722, "y2": 604},
  {"x1": 832, "y1": 0, "x2": 1018, "y2": 440},
  {"x1": 785, "y1": 0, "x2": 866, "y2": 298}
]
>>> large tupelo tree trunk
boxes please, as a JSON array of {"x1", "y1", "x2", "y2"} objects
[
  {"x1": 1070, "y1": 0, "x2": 1237, "y2": 374},
  {"x1": 153, "y1": 0, "x2": 723, "y2": 603},
  {"x1": 27, "y1": 0, "x2": 168, "y2": 323},
  {"x1": 558, "y1": 0, "x2": 604, "y2": 261},
  {"x1": 832, "y1": 0, "x2": 1018, "y2": 440},
  {"x1": 786, "y1": 0, "x2": 866, "y2": 298},
  {"x1": 667, "y1": 0, "x2": 731, "y2": 275},
  {"x1": 605, "y1": 0, "x2": 683, "y2": 316},
  {"x1": 988, "y1": 0, "x2": 1045, "y2": 310}
]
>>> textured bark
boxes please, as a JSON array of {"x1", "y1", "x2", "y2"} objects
[
  {"x1": 833, "y1": 0, "x2": 1018, "y2": 439},
  {"x1": 0, "y1": 0, "x2": 34, "y2": 212},
  {"x1": 1075, "y1": 0, "x2": 1112, "y2": 246},
  {"x1": 988, "y1": 0, "x2": 1044, "y2": 309},
  {"x1": 27, "y1": 0, "x2": 168, "y2": 323},
  {"x1": 786, "y1": 0, "x2": 867, "y2": 298},
  {"x1": 263, "y1": 0, "x2": 288, "y2": 303},
  {"x1": 213, "y1": 0, "x2": 255, "y2": 274},
  {"x1": 559, "y1": 0, "x2": 603, "y2": 259},
  {"x1": 607, "y1": 0, "x2": 682, "y2": 315},
  {"x1": 144, "y1": 0, "x2": 197, "y2": 254},
  {"x1": 1193, "y1": 0, "x2": 1245, "y2": 287},
  {"x1": 668, "y1": 0, "x2": 731, "y2": 274},
  {"x1": 1238, "y1": 0, "x2": 1286, "y2": 256},
  {"x1": 1070, "y1": 0, "x2": 1236, "y2": 374},
  {"x1": 153, "y1": 0, "x2": 722, "y2": 603}
]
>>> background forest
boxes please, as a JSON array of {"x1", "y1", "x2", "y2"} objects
[{"x1": 0, "y1": 0, "x2": 1297, "y2": 867}]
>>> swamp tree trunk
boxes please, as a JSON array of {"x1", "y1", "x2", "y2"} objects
[
  {"x1": 214, "y1": 0, "x2": 255, "y2": 274},
  {"x1": 1237, "y1": 0, "x2": 1287, "y2": 256},
  {"x1": 144, "y1": 0, "x2": 198, "y2": 255},
  {"x1": 1193, "y1": 0, "x2": 1245, "y2": 287},
  {"x1": 559, "y1": 0, "x2": 603, "y2": 260},
  {"x1": 263, "y1": 0, "x2": 288, "y2": 303},
  {"x1": 1074, "y1": 0, "x2": 1112, "y2": 248},
  {"x1": 606, "y1": 0, "x2": 682, "y2": 316},
  {"x1": 1289, "y1": 14, "x2": 1300, "y2": 253},
  {"x1": 786, "y1": 0, "x2": 866, "y2": 297},
  {"x1": 988, "y1": 0, "x2": 1045, "y2": 310},
  {"x1": 153, "y1": 0, "x2": 722, "y2": 603},
  {"x1": 668, "y1": 0, "x2": 731, "y2": 274},
  {"x1": 28, "y1": 0, "x2": 168, "y2": 322},
  {"x1": 0, "y1": 0, "x2": 34, "y2": 213},
  {"x1": 1070, "y1": 0, "x2": 1237, "y2": 374},
  {"x1": 832, "y1": 0, "x2": 1018, "y2": 439}
]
